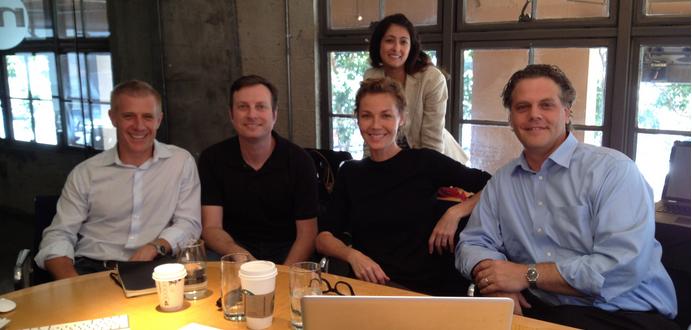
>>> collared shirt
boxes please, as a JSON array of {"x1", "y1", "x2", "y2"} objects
[
  {"x1": 457, "y1": 133, "x2": 677, "y2": 318},
  {"x1": 35, "y1": 141, "x2": 202, "y2": 268}
]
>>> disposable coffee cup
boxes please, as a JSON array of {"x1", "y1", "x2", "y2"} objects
[
  {"x1": 239, "y1": 261, "x2": 278, "y2": 330},
  {"x1": 152, "y1": 263, "x2": 187, "y2": 312}
]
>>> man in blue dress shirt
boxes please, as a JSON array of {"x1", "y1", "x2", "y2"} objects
[{"x1": 456, "y1": 64, "x2": 678, "y2": 329}]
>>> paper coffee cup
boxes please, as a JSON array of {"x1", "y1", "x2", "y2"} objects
[
  {"x1": 152, "y1": 263, "x2": 187, "y2": 312},
  {"x1": 239, "y1": 261, "x2": 278, "y2": 330}
]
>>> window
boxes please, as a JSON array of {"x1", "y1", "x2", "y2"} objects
[
  {"x1": 460, "y1": 46, "x2": 607, "y2": 173},
  {"x1": 634, "y1": 44, "x2": 691, "y2": 198},
  {"x1": 0, "y1": 0, "x2": 113, "y2": 150},
  {"x1": 319, "y1": 0, "x2": 690, "y2": 198},
  {"x1": 464, "y1": 0, "x2": 610, "y2": 24},
  {"x1": 328, "y1": 0, "x2": 438, "y2": 30}
]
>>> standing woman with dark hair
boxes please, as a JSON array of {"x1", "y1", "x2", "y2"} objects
[{"x1": 365, "y1": 13, "x2": 468, "y2": 163}]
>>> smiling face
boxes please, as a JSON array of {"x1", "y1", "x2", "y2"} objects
[
  {"x1": 108, "y1": 94, "x2": 162, "y2": 166},
  {"x1": 509, "y1": 77, "x2": 570, "y2": 166},
  {"x1": 230, "y1": 84, "x2": 277, "y2": 143},
  {"x1": 357, "y1": 92, "x2": 404, "y2": 161},
  {"x1": 379, "y1": 24, "x2": 411, "y2": 71}
]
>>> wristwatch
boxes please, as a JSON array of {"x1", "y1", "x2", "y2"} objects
[
  {"x1": 149, "y1": 241, "x2": 168, "y2": 257},
  {"x1": 526, "y1": 264, "x2": 539, "y2": 289}
]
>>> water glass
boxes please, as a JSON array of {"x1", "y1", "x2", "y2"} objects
[
  {"x1": 220, "y1": 252, "x2": 250, "y2": 321},
  {"x1": 178, "y1": 239, "x2": 210, "y2": 300},
  {"x1": 289, "y1": 261, "x2": 322, "y2": 329}
]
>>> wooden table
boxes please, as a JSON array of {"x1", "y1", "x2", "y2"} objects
[{"x1": 0, "y1": 263, "x2": 574, "y2": 329}]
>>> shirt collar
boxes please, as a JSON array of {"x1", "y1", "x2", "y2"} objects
[
  {"x1": 96, "y1": 140, "x2": 170, "y2": 168},
  {"x1": 512, "y1": 132, "x2": 578, "y2": 174}
]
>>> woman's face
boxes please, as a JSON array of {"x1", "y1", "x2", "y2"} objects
[
  {"x1": 379, "y1": 24, "x2": 411, "y2": 70},
  {"x1": 357, "y1": 92, "x2": 404, "y2": 161}
]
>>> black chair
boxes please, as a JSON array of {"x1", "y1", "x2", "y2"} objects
[
  {"x1": 14, "y1": 195, "x2": 59, "y2": 289},
  {"x1": 305, "y1": 148, "x2": 352, "y2": 208},
  {"x1": 655, "y1": 222, "x2": 691, "y2": 329}
]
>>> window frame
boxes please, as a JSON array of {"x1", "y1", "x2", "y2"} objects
[
  {"x1": 0, "y1": 0, "x2": 112, "y2": 152},
  {"x1": 457, "y1": 0, "x2": 618, "y2": 32},
  {"x1": 453, "y1": 38, "x2": 617, "y2": 144}
]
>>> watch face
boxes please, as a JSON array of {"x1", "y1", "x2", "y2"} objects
[{"x1": 527, "y1": 269, "x2": 538, "y2": 281}]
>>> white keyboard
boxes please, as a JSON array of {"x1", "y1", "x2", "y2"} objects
[{"x1": 22, "y1": 314, "x2": 129, "y2": 330}]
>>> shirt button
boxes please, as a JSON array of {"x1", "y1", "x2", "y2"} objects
[
  {"x1": 546, "y1": 252, "x2": 552, "y2": 257},
  {"x1": 538, "y1": 176, "x2": 543, "y2": 180},
  {"x1": 537, "y1": 228, "x2": 543, "y2": 233},
  {"x1": 538, "y1": 201, "x2": 544, "y2": 206}
]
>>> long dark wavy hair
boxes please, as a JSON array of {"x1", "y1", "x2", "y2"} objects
[{"x1": 368, "y1": 13, "x2": 431, "y2": 75}]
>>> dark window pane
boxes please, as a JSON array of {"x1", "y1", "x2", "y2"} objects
[
  {"x1": 10, "y1": 99, "x2": 34, "y2": 142},
  {"x1": 332, "y1": 116, "x2": 363, "y2": 159},
  {"x1": 83, "y1": 0, "x2": 110, "y2": 37},
  {"x1": 86, "y1": 53, "x2": 112, "y2": 102},
  {"x1": 33, "y1": 99, "x2": 59, "y2": 145},
  {"x1": 0, "y1": 99, "x2": 5, "y2": 139},
  {"x1": 24, "y1": 0, "x2": 54, "y2": 39}
]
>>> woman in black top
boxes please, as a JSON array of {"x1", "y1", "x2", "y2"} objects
[{"x1": 316, "y1": 78, "x2": 491, "y2": 295}]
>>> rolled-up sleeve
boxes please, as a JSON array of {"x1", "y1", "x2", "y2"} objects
[
  {"x1": 159, "y1": 154, "x2": 202, "y2": 254},
  {"x1": 34, "y1": 166, "x2": 89, "y2": 269},
  {"x1": 456, "y1": 178, "x2": 508, "y2": 278}
]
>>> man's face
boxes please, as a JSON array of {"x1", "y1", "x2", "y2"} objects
[
  {"x1": 108, "y1": 94, "x2": 162, "y2": 163},
  {"x1": 509, "y1": 77, "x2": 570, "y2": 159},
  {"x1": 230, "y1": 84, "x2": 277, "y2": 141}
]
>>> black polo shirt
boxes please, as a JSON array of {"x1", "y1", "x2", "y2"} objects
[{"x1": 199, "y1": 132, "x2": 318, "y2": 260}]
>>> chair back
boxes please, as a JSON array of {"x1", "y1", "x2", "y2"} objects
[{"x1": 15, "y1": 195, "x2": 58, "y2": 289}]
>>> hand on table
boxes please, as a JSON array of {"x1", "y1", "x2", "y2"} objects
[
  {"x1": 346, "y1": 249, "x2": 390, "y2": 285},
  {"x1": 129, "y1": 244, "x2": 157, "y2": 261}
]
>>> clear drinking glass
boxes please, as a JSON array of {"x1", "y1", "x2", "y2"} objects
[
  {"x1": 177, "y1": 239, "x2": 210, "y2": 300},
  {"x1": 220, "y1": 252, "x2": 250, "y2": 321},
  {"x1": 289, "y1": 261, "x2": 322, "y2": 329}
]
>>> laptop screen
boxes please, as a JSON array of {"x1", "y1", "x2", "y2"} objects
[{"x1": 662, "y1": 141, "x2": 691, "y2": 203}]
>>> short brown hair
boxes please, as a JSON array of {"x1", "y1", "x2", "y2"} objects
[
  {"x1": 110, "y1": 80, "x2": 162, "y2": 112},
  {"x1": 355, "y1": 77, "x2": 407, "y2": 115},
  {"x1": 230, "y1": 75, "x2": 279, "y2": 111},
  {"x1": 501, "y1": 64, "x2": 576, "y2": 109}
]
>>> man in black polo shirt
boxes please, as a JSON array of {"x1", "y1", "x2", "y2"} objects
[{"x1": 198, "y1": 75, "x2": 319, "y2": 264}]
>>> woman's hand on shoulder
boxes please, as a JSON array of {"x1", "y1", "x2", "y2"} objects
[{"x1": 346, "y1": 249, "x2": 390, "y2": 285}]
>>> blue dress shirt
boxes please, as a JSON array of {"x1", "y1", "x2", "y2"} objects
[{"x1": 457, "y1": 133, "x2": 677, "y2": 318}]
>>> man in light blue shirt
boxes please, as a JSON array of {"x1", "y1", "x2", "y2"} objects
[
  {"x1": 35, "y1": 80, "x2": 201, "y2": 280},
  {"x1": 456, "y1": 64, "x2": 678, "y2": 329}
]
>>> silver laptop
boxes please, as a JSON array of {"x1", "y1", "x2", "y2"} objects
[
  {"x1": 656, "y1": 140, "x2": 691, "y2": 226},
  {"x1": 301, "y1": 295, "x2": 514, "y2": 330}
]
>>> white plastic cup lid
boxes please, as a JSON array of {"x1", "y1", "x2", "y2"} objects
[
  {"x1": 239, "y1": 260, "x2": 277, "y2": 279},
  {"x1": 152, "y1": 263, "x2": 187, "y2": 281}
]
